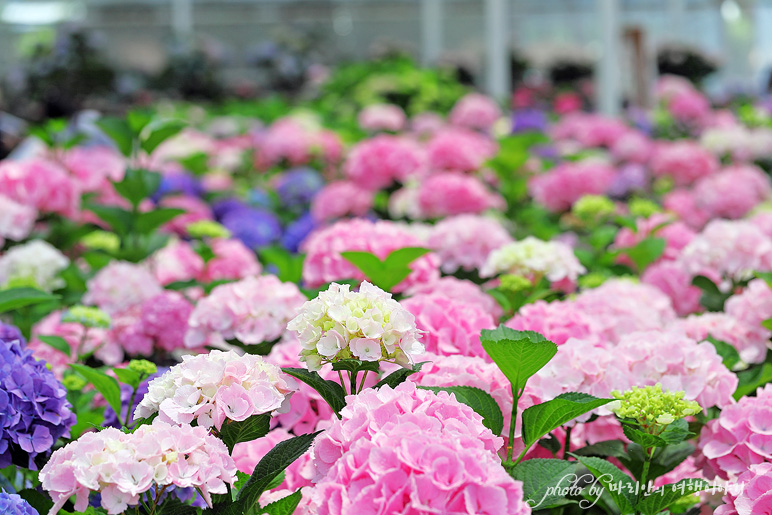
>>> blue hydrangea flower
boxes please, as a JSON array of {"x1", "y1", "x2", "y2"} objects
[
  {"x1": 212, "y1": 197, "x2": 250, "y2": 220},
  {"x1": 0, "y1": 491, "x2": 38, "y2": 515},
  {"x1": 282, "y1": 212, "x2": 316, "y2": 253},
  {"x1": 0, "y1": 335, "x2": 76, "y2": 469},
  {"x1": 151, "y1": 172, "x2": 203, "y2": 201},
  {"x1": 511, "y1": 109, "x2": 548, "y2": 133},
  {"x1": 247, "y1": 188, "x2": 274, "y2": 210},
  {"x1": 275, "y1": 167, "x2": 324, "y2": 209},
  {"x1": 221, "y1": 207, "x2": 282, "y2": 249}
]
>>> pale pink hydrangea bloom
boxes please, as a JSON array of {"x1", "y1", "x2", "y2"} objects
[
  {"x1": 678, "y1": 220, "x2": 772, "y2": 287},
  {"x1": 301, "y1": 219, "x2": 440, "y2": 292},
  {"x1": 0, "y1": 158, "x2": 80, "y2": 217},
  {"x1": 427, "y1": 214, "x2": 512, "y2": 273},
  {"x1": 149, "y1": 239, "x2": 205, "y2": 285},
  {"x1": 663, "y1": 189, "x2": 711, "y2": 230},
  {"x1": 310, "y1": 181, "x2": 373, "y2": 222},
  {"x1": 481, "y1": 236, "x2": 586, "y2": 283},
  {"x1": 137, "y1": 292, "x2": 194, "y2": 352},
  {"x1": 135, "y1": 350, "x2": 297, "y2": 430},
  {"x1": 62, "y1": 145, "x2": 125, "y2": 193},
  {"x1": 232, "y1": 428, "x2": 313, "y2": 490},
  {"x1": 714, "y1": 462, "x2": 772, "y2": 515},
  {"x1": 725, "y1": 279, "x2": 772, "y2": 356},
  {"x1": 255, "y1": 118, "x2": 341, "y2": 170},
  {"x1": 750, "y1": 211, "x2": 772, "y2": 240},
  {"x1": 83, "y1": 261, "x2": 163, "y2": 316},
  {"x1": 667, "y1": 89, "x2": 711, "y2": 127},
  {"x1": 344, "y1": 135, "x2": 425, "y2": 190},
  {"x1": 357, "y1": 103, "x2": 406, "y2": 132},
  {"x1": 310, "y1": 381, "x2": 504, "y2": 480},
  {"x1": 528, "y1": 161, "x2": 617, "y2": 212},
  {"x1": 159, "y1": 195, "x2": 213, "y2": 236},
  {"x1": 699, "y1": 384, "x2": 772, "y2": 480},
  {"x1": 410, "y1": 112, "x2": 445, "y2": 137},
  {"x1": 506, "y1": 300, "x2": 598, "y2": 346},
  {"x1": 405, "y1": 277, "x2": 503, "y2": 318},
  {"x1": 185, "y1": 275, "x2": 306, "y2": 348},
  {"x1": 641, "y1": 260, "x2": 703, "y2": 316},
  {"x1": 550, "y1": 113, "x2": 629, "y2": 148},
  {"x1": 650, "y1": 141, "x2": 719, "y2": 187},
  {"x1": 652, "y1": 456, "x2": 704, "y2": 488},
  {"x1": 417, "y1": 172, "x2": 504, "y2": 218},
  {"x1": 449, "y1": 92, "x2": 502, "y2": 131},
  {"x1": 200, "y1": 238, "x2": 262, "y2": 282},
  {"x1": 669, "y1": 312, "x2": 768, "y2": 365},
  {"x1": 692, "y1": 165, "x2": 772, "y2": 219},
  {"x1": 106, "y1": 305, "x2": 153, "y2": 356},
  {"x1": 426, "y1": 127, "x2": 498, "y2": 171},
  {"x1": 573, "y1": 279, "x2": 676, "y2": 344},
  {"x1": 0, "y1": 194, "x2": 37, "y2": 245},
  {"x1": 610, "y1": 130, "x2": 653, "y2": 164},
  {"x1": 401, "y1": 294, "x2": 495, "y2": 360},
  {"x1": 656, "y1": 75, "x2": 696, "y2": 100},
  {"x1": 40, "y1": 422, "x2": 237, "y2": 514}
]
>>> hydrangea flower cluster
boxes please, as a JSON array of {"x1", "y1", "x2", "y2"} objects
[
  {"x1": 0, "y1": 158, "x2": 80, "y2": 217},
  {"x1": 650, "y1": 140, "x2": 719, "y2": 186},
  {"x1": 449, "y1": 92, "x2": 502, "y2": 131},
  {"x1": 111, "y1": 292, "x2": 194, "y2": 354},
  {"x1": 40, "y1": 422, "x2": 237, "y2": 514},
  {"x1": 506, "y1": 300, "x2": 598, "y2": 345},
  {"x1": 610, "y1": 383, "x2": 701, "y2": 429},
  {"x1": 185, "y1": 275, "x2": 306, "y2": 348},
  {"x1": 528, "y1": 161, "x2": 617, "y2": 212},
  {"x1": 426, "y1": 127, "x2": 497, "y2": 171},
  {"x1": 287, "y1": 282, "x2": 423, "y2": 370},
  {"x1": 0, "y1": 240, "x2": 69, "y2": 291},
  {"x1": 1, "y1": 336, "x2": 75, "y2": 468},
  {"x1": 83, "y1": 261, "x2": 162, "y2": 315},
  {"x1": 310, "y1": 181, "x2": 374, "y2": 222},
  {"x1": 480, "y1": 236, "x2": 586, "y2": 283},
  {"x1": 669, "y1": 312, "x2": 768, "y2": 365},
  {"x1": 358, "y1": 103, "x2": 406, "y2": 132},
  {"x1": 344, "y1": 135, "x2": 424, "y2": 191},
  {"x1": 0, "y1": 491, "x2": 38, "y2": 515},
  {"x1": 134, "y1": 350, "x2": 297, "y2": 430},
  {"x1": 715, "y1": 462, "x2": 772, "y2": 515},
  {"x1": 405, "y1": 276, "x2": 502, "y2": 317},
  {"x1": 426, "y1": 214, "x2": 513, "y2": 273},
  {"x1": 416, "y1": 172, "x2": 505, "y2": 218},
  {"x1": 0, "y1": 194, "x2": 37, "y2": 247}
]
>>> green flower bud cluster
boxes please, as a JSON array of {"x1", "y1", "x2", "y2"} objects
[
  {"x1": 62, "y1": 306, "x2": 112, "y2": 329},
  {"x1": 578, "y1": 272, "x2": 608, "y2": 289},
  {"x1": 187, "y1": 220, "x2": 231, "y2": 239},
  {"x1": 628, "y1": 198, "x2": 662, "y2": 218},
  {"x1": 499, "y1": 274, "x2": 534, "y2": 293},
  {"x1": 128, "y1": 359, "x2": 158, "y2": 376},
  {"x1": 81, "y1": 231, "x2": 121, "y2": 252},
  {"x1": 62, "y1": 374, "x2": 87, "y2": 391},
  {"x1": 572, "y1": 195, "x2": 616, "y2": 224},
  {"x1": 610, "y1": 384, "x2": 701, "y2": 433}
]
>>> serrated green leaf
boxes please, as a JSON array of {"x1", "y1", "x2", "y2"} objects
[
  {"x1": 134, "y1": 208, "x2": 185, "y2": 234},
  {"x1": 0, "y1": 287, "x2": 59, "y2": 313},
  {"x1": 418, "y1": 386, "x2": 504, "y2": 436},
  {"x1": 636, "y1": 479, "x2": 711, "y2": 515},
  {"x1": 521, "y1": 393, "x2": 612, "y2": 451},
  {"x1": 37, "y1": 335, "x2": 71, "y2": 356},
  {"x1": 622, "y1": 424, "x2": 668, "y2": 448},
  {"x1": 259, "y1": 489, "x2": 302, "y2": 515},
  {"x1": 480, "y1": 326, "x2": 557, "y2": 394},
  {"x1": 264, "y1": 470, "x2": 286, "y2": 492},
  {"x1": 620, "y1": 442, "x2": 695, "y2": 482},
  {"x1": 623, "y1": 237, "x2": 666, "y2": 271},
  {"x1": 141, "y1": 119, "x2": 186, "y2": 155},
  {"x1": 97, "y1": 117, "x2": 133, "y2": 156},
  {"x1": 510, "y1": 459, "x2": 578, "y2": 510},
  {"x1": 659, "y1": 418, "x2": 694, "y2": 446},
  {"x1": 373, "y1": 361, "x2": 427, "y2": 390},
  {"x1": 281, "y1": 368, "x2": 346, "y2": 415},
  {"x1": 218, "y1": 413, "x2": 272, "y2": 453},
  {"x1": 706, "y1": 335, "x2": 742, "y2": 370},
  {"x1": 572, "y1": 455, "x2": 637, "y2": 514},
  {"x1": 572, "y1": 440, "x2": 627, "y2": 459},
  {"x1": 70, "y1": 363, "x2": 122, "y2": 420}
]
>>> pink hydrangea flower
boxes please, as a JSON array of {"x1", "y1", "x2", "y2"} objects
[
  {"x1": 301, "y1": 219, "x2": 440, "y2": 292},
  {"x1": 506, "y1": 300, "x2": 598, "y2": 346},
  {"x1": 714, "y1": 462, "x2": 772, "y2": 514},
  {"x1": 357, "y1": 104, "x2": 406, "y2": 132},
  {"x1": 417, "y1": 172, "x2": 504, "y2": 218},
  {"x1": 669, "y1": 312, "x2": 768, "y2": 365},
  {"x1": 40, "y1": 422, "x2": 237, "y2": 514},
  {"x1": 449, "y1": 92, "x2": 502, "y2": 131},
  {"x1": 310, "y1": 381, "x2": 504, "y2": 480},
  {"x1": 134, "y1": 350, "x2": 298, "y2": 430},
  {"x1": 232, "y1": 427, "x2": 313, "y2": 490},
  {"x1": 149, "y1": 239, "x2": 205, "y2": 285},
  {"x1": 344, "y1": 135, "x2": 425, "y2": 190},
  {"x1": 750, "y1": 211, "x2": 772, "y2": 240},
  {"x1": 641, "y1": 260, "x2": 703, "y2": 316},
  {"x1": 699, "y1": 384, "x2": 772, "y2": 480},
  {"x1": 528, "y1": 161, "x2": 617, "y2": 212},
  {"x1": 0, "y1": 158, "x2": 80, "y2": 217},
  {"x1": 410, "y1": 112, "x2": 445, "y2": 137},
  {"x1": 427, "y1": 214, "x2": 512, "y2": 273},
  {"x1": 667, "y1": 89, "x2": 711, "y2": 127},
  {"x1": 405, "y1": 277, "x2": 503, "y2": 318},
  {"x1": 62, "y1": 146, "x2": 125, "y2": 193},
  {"x1": 692, "y1": 165, "x2": 772, "y2": 219},
  {"x1": 200, "y1": 238, "x2": 262, "y2": 282},
  {"x1": 610, "y1": 130, "x2": 653, "y2": 164},
  {"x1": 401, "y1": 294, "x2": 496, "y2": 359},
  {"x1": 83, "y1": 261, "x2": 163, "y2": 316},
  {"x1": 0, "y1": 194, "x2": 37, "y2": 245},
  {"x1": 663, "y1": 188, "x2": 711, "y2": 229},
  {"x1": 650, "y1": 141, "x2": 719, "y2": 187},
  {"x1": 255, "y1": 118, "x2": 341, "y2": 170},
  {"x1": 426, "y1": 128, "x2": 498, "y2": 171},
  {"x1": 159, "y1": 195, "x2": 213, "y2": 236},
  {"x1": 725, "y1": 279, "x2": 772, "y2": 357},
  {"x1": 310, "y1": 181, "x2": 374, "y2": 222},
  {"x1": 185, "y1": 275, "x2": 306, "y2": 348},
  {"x1": 138, "y1": 291, "x2": 194, "y2": 352},
  {"x1": 551, "y1": 113, "x2": 629, "y2": 148}
]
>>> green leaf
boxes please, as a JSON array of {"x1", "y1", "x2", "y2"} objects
[
  {"x1": 418, "y1": 386, "x2": 504, "y2": 436},
  {"x1": 113, "y1": 168, "x2": 161, "y2": 208},
  {"x1": 340, "y1": 247, "x2": 431, "y2": 292},
  {"x1": 659, "y1": 418, "x2": 694, "y2": 446},
  {"x1": 331, "y1": 359, "x2": 380, "y2": 374},
  {"x1": 113, "y1": 367, "x2": 142, "y2": 388},
  {"x1": 157, "y1": 497, "x2": 198, "y2": 515},
  {"x1": 127, "y1": 110, "x2": 153, "y2": 134},
  {"x1": 373, "y1": 361, "x2": 427, "y2": 390},
  {"x1": 0, "y1": 288, "x2": 59, "y2": 313},
  {"x1": 480, "y1": 326, "x2": 557, "y2": 394},
  {"x1": 86, "y1": 204, "x2": 133, "y2": 235},
  {"x1": 237, "y1": 431, "x2": 322, "y2": 512},
  {"x1": 18, "y1": 488, "x2": 53, "y2": 514},
  {"x1": 259, "y1": 489, "x2": 302, "y2": 515},
  {"x1": 572, "y1": 455, "x2": 637, "y2": 514},
  {"x1": 37, "y1": 335, "x2": 71, "y2": 356},
  {"x1": 623, "y1": 237, "x2": 666, "y2": 271},
  {"x1": 258, "y1": 246, "x2": 304, "y2": 284},
  {"x1": 70, "y1": 363, "x2": 123, "y2": 419},
  {"x1": 97, "y1": 117, "x2": 133, "y2": 156},
  {"x1": 691, "y1": 275, "x2": 721, "y2": 294},
  {"x1": 756, "y1": 271, "x2": 772, "y2": 289},
  {"x1": 763, "y1": 318, "x2": 772, "y2": 331},
  {"x1": 219, "y1": 413, "x2": 272, "y2": 453},
  {"x1": 383, "y1": 247, "x2": 431, "y2": 268},
  {"x1": 636, "y1": 478, "x2": 711, "y2": 515},
  {"x1": 706, "y1": 335, "x2": 741, "y2": 370},
  {"x1": 509, "y1": 459, "x2": 578, "y2": 510},
  {"x1": 572, "y1": 440, "x2": 627, "y2": 459},
  {"x1": 521, "y1": 393, "x2": 612, "y2": 450},
  {"x1": 281, "y1": 368, "x2": 346, "y2": 415},
  {"x1": 69, "y1": 408, "x2": 104, "y2": 439},
  {"x1": 622, "y1": 424, "x2": 668, "y2": 448},
  {"x1": 620, "y1": 442, "x2": 695, "y2": 482},
  {"x1": 691, "y1": 275, "x2": 731, "y2": 312},
  {"x1": 134, "y1": 208, "x2": 185, "y2": 234},
  {"x1": 141, "y1": 119, "x2": 186, "y2": 155},
  {"x1": 264, "y1": 470, "x2": 286, "y2": 491},
  {"x1": 734, "y1": 363, "x2": 772, "y2": 400}
]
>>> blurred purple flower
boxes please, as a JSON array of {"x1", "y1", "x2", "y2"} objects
[
  {"x1": 282, "y1": 212, "x2": 316, "y2": 253},
  {"x1": 221, "y1": 207, "x2": 282, "y2": 249},
  {"x1": 275, "y1": 167, "x2": 324, "y2": 209},
  {"x1": 512, "y1": 109, "x2": 547, "y2": 133}
]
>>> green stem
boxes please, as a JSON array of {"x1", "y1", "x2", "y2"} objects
[
  {"x1": 358, "y1": 371, "x2": 369, "y2": 393},
  {"x1": 337, "y1": 370, "x2": 347, "y2": 395},
  {"x1": 563, "y1": 425, "x2": 573, "y2": 459},
  {"x1": 636, "y1": 446, "x2": 655, "y2": 512},
  {"x1": 124, "y1": 385, "x2": 137, "y2": 429},
  {"x1": 349, "y1": 370, "x2": 358, "y2": 397},
  {"x1": 506, "y1": 385, "x2": 522, "y2": 463}
]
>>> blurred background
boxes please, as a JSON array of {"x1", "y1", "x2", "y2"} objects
[{"x1": 0, "y1": 0, "x2": 768, "y2": 122}]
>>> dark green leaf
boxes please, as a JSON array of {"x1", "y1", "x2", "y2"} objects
[
  {"x1": 18, "y1": 488, "x2": 53, "y2": 514},
  {"x1": 636, "y1": 479, "x2": 711, "y2": 515},
  {"x1": 97, "y1": 117, "x2": 133, "y2": 156},
  {"x1": 141, "y1": 119, "x2": 186, "y2": 155},
  {"x1": 127, "y1": 110, "x2": 153, "y2": 134},
  {"x1": 219, "y1": 413, "x2": 272, "y2": 453},
  {"x1": 622, "y1": 424, "x2": 668, "y2": 448},
  {"x1": 37, "y1": 335, "x2": 71, "y2": 356},
  {"x1": 281, "y1": 368, "x2": 346, "y2": 415},
  {"x1": 620, "y1": 442, "x2": 695, "y2": 482},
  {"x1": 113, "y1": 169, "x2": 161, "y2": 208},
  {"x1": 572, "y1": 455, "x2": 637, "y2": 513},
  {"x1": 158, "y1": 497, "x2": 198, "y2": 515},
  {"x1": 259, "y1": 489, "x2": 302, "y2": 515},
  {"x1": 418, "y1": 386, "x2": 504, "y2": 436},
  {"x1": 691, "y1": 275, "x2": 721, "y2": 295},
  {"x1": 735, "y1": 363, "x2": 772, "y2": 400},
  {"x1": 86, "y1": 204, "x2": 133, "y2": 235},
  {"x1": 373, "y1": 361, "x2": 428, "y2": 390},
  {"x1": 331, "y1": 359, "x2": 380, "y2": 374},
  {"x1": 70, "y1": 364, "x2": 123, "y2": 419},
  {"x1": 480, "y1": 326, "x2": 557, "y2": 394},
  {"x1": 522, "y1": 393, "x2": 612, "y2": 450},
  {"x1": 706, "y1": 335, "x2": 741, "y2": 370},
  {"x1": 659, "y1": 419, "x2": 695, "y2": 445},
  {"x1": 510, "y1": 459, "x2": 578, "y2": 510},
  {"x1": 572, "y1": 440, "x2": 626, "y2": 459},
  {"x1": 0, "y1": 288, "x2": 59, "y2": 313},
  {"x1": 134, "y1": 208, "x2": 185, "y2": 234}
]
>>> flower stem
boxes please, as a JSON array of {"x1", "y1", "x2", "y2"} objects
[
  {"x1": 636, "y1": 446, "x2": 655, "y2": 512},
  {"x1": 563, "y1": 425, "x2": 573, "y2": 458},
  {"x1": 124, "y1": 385, "x2": 137, "y2": 429},
  {"x1": 358, "y1": 371, "x2": 369, "y2": 393},
  {"x1": 349, "y1": 370, "x2": 358, "y2": 397},
  {"x1": 337, "y1": 370, "x2": 347, "y2": 395},
  {"x1": 506, "y1": 385, "x2": 522, "y2": 464}
]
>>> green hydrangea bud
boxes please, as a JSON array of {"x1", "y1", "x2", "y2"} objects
[
  {"x1": 63, "y1": 374, "x2": 87, "y2": 391},
  {"x1": 652, "y1": 176, "x2": 675, "y2": 196},
  {"x1": 4, "y1": 275, "x2": 40, "y2": 289},
  {"x1": 572, "y1": 195, "x2": 616, "y2": 223},
  {"x1": 187, "y1": 220, "x2": 231, "y2": 239},
  {"x1": 578, "y1": 273, "x2": 607, "y2": 289},
  {"x1": 81, "y1": 231, "x2": 121, "y2": 253},
  {"x1": 62, "y1": 306, "x2": 112, "y2": 329},
  {"x1": 610, "y1": 384, "x2": 701, "y2": 434},
  {"x1": 499, "y1": 274, "x2": 533, "y2": 293},
  {"x1": 128, "y1": 359, "x2": 157, "y2": 376},
  {"x1": 628, "y1": 198, "x2": 662, "y2": 218}
]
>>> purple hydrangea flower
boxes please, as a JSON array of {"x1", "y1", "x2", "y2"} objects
[
  {"x1": 275, "y1": 167, "x2": 324, "y2": 209},
  {"x1": 282, "y1": 212, "x2": 316, "y2": 253},
  {"x1": 152, "y1": 172, "x2": 204, "y2": 201},
  {"x1": 247, "y1": 188, "x2": 274, "y2": 210},
  {"x1": 103, "y1": 369, "x2": 165, "y2": 428},
  {"x1": 212, "y1": 197, "x2": 250, "y2": 220},
  {"x1": 0, "y1": 491, "x2": 38, "y2": 515},
  {"x1": 512, "y1": 109, "x2": 548, "y2": 133},
  {"x1": 0, "y1": 335, "x2": 75, "y2": 469},
  {"x1": 221, "y1": 207, "x2": 282, "y2": 249}
]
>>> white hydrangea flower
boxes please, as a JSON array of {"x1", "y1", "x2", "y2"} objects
[
  {"x1": 287, "y1": 281, "x2": 423, "y2": 371},
  {"x1": 0, "y1": 240, "x2": 69, "y2": 291},
  {"x1": 480, "y1": 236, "x2": 586, "y2": 282}
]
